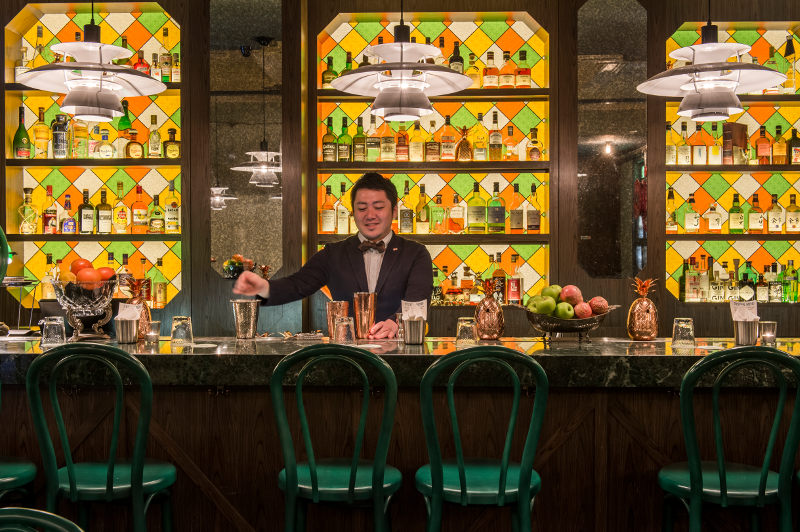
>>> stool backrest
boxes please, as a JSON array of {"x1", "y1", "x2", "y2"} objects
[
  {"x1": 419, "y1": 345, "x2": 548, "y2": 506},
  {"x1": 0, "y1": 226, "x2": 8, "y2": 283},
  {"x1": 269, "y1": 344, "x2": 398, "y2": 504},
  {"x1": 26, "y1": 343, "x2": 153, "y2": 504},
  {"x1": 680, "y1": 346, "x2": 800, "y2": 507},
  {"x1": 0, "y1": 507, "x2": 83, "y2": 531}
]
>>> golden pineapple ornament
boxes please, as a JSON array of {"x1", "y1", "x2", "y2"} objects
[
  {"x1": 455, "y1": 127, "x2": 473, "y2": 161},
  {"x1": 125, "y1": 278, "x2": 152, "y2": 340},
  {"x1": 475, "y1": 280, "x2": 504, "y2": 340},
  {"x1": 627, "y1": 277, "x2": 658, "y2": 341}
]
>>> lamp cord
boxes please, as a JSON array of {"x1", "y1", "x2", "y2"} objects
[
  {"x1": 213, "y1": 98, "x2": 219, "y2": 187},
  {"x1": 91, "y1": 0, "x2": 95, "y2": 25},
  {"x1": 262, "y1": 43, "x2": 267, "y2": 145},
  {"x1": 707, "y1": 0, "x2": 711, "y2": 25}
]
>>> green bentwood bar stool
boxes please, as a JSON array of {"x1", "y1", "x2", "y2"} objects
[
  {"x1": 26, "y1": 343, "x2": 176, "y2": 532},
  {"x1": 0, "y1": 507, "x2": 83, "y2": 531},
  {"x1": 270, "y1": 344, "x2": 401, "y2": 532},
  {"x1": 658, "y1": 346, "x2": 800, "y2": 532},
  {"x1": 415, "y1": 346, "x2": 549, "y2": 532}
]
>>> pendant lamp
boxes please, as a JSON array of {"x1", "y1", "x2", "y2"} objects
[
  {"x1": 210, "y1": 187, "x2": 237, "y2": 211},
  {"x1": 15, "y1": 2, "x2": 166, "y2": 122},
  {"x1": 329, "y1": 1, "x2": 471, "y2": 121}
]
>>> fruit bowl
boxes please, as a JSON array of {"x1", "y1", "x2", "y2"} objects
[
  {"x1": 52, "y1": 279, "x2": 117, "y2": 340},
  {"x1": 521, "y1": 304, "x2": 620, "y2": 342}
]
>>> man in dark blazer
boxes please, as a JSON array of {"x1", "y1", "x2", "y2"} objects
[{"x1": 233, "y1": 173, "x2": 433, "y2": 339}]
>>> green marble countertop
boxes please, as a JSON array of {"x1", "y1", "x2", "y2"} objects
[{"x1": 0, "y1": 336, "x2": 796, "y2": 388}]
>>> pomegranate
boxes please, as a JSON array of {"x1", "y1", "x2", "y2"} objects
[
  {"x1": 589, "y1": 296, "x2": 609, "y2": 315},
  {"x1": 560, "y1": 285, "x2": 583, "y2": 306}
]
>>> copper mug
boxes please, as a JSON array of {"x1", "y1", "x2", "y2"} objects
[
  {"x1": 353, "y1": 292, "x2": 376, "y2": 339},
  {"x1": 326, "y1": 301, "x2": 349, "y2": 340}
]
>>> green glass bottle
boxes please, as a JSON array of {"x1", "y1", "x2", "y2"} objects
[
  {"x1": 118, "y1": 99, "x2": 132, "y2": 132},
  {"x1": 466, "y1": 182, "x2": 487, "y2": 234},
  {"x1": 352, "y1": 117, "x2": 366, "y2": 162},
  {"x1": 487, "y1": 182, "x2": 506, "y2": 234},
  {"x1": 729, "y1": 193, "x2": 744, "y2": 234},
  {"x1": 336, "y1": 117, "x2": 352, "y2": 162},
  {"x1": 12, "y1": 106, "x2": 31, "y2": 159},
  {"x1": 322, "y1": 117, "x2": 336, "y2": 162}
]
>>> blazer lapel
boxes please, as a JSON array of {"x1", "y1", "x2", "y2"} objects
[
  {"x1": 346, "y1": 236, "x2": 369, "y2": 292},
  {"x1": 374, "y1": 234, "x2": 403, "y2": 294}
]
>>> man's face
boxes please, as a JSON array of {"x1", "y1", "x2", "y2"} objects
[{"x1": 352, "y1": 188, "x2": 397, "y2": 241}]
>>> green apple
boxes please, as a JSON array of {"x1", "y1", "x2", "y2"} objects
[
  {"x1": 555, "y1": 301, "x2": 574, "y2": 320},
  {"x1": 541, "y1": 284, "x2": 562, "y2": 302},
  {"x1": 531, "y1": 295, "x2": 557, "y2": 315}
]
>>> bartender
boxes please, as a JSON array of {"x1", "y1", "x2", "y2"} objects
[{"x1": 233, "y1": 172, "x2": 433, "y2": 339}]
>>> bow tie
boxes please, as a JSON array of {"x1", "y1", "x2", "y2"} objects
[{"x1": 358, "y1": 240, "x2": 386, "y2": 253}]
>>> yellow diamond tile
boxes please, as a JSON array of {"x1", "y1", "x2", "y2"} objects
[
  {"x1": 158, "y1": 168, "x2": 182, "y2": 181},
  {"x1": 719, "y1": 247, "x2": 745, "y2": 269},
  {"x1": 339, "y1": 102, "x2": 369, "y2": 121},
  {"x1": 98, "y1": 20, "x2": 120, "y2": 45},
  {"x1": 665, "y1": 244, "x2": 682, "y2": 277},
  {"x1": 26, "y1": 168, "x2": 51, "y2": 184},
  {"x1": 778, "y1": 246, "x2": 800, "y2": 265},
  {"x1": 338, "y1": 30, "x2": 368, "y2": 60},
  {"x1": 777, "y1": 106, "x2": 800, "y2": 127},
  {"x1": 463, "y1": 29, "x2": 493, "y2": 60},
  {"x1": 530, "y1": 61, "x2": 547, "y2": 89},
  {"x1": 92, "y1": 168, "x2": 118, "y2": 181},
  {"x1": 162, "y1": 251, "x2": 182, "y2": 279},
  {"x1": 153, "y1": 95, "x2": 180, "y2": 119},
  {"x1": 665, "y1": 277, "x2": 679, "y2": 299}
]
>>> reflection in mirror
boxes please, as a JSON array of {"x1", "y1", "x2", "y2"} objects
[
  {"x1": 577, "y1": 0, "x2": 647, "y2": 278},
  {"x1": 210, "y1": 0, "x2": 283, "y2": 278}
]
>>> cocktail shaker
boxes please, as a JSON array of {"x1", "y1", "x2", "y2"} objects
[{"x1": 353, "y1": 292, "x2": 376, "y2": 339}]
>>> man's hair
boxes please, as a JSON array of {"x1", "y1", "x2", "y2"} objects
[{"x1": 350, "y1": 172, "x2": 398, "y2": 209}]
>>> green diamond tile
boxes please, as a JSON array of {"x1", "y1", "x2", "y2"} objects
[
  {"x1": 510, "y1": 106, "x2": 542, "y2": 134},
  {"x1": 450, "y1": 106, "x2": 477, "y2": 129},
  {"x1": 416, "y1": 21, "x2": 446, "y2": 41},
  {"x1": 71, "y1": 13, "x2": 93, "y2": 29},
  {"x1": 479, "y1": 21, "x2": 507, "y2": 42},
  {"x1": 763, "y1": 173, "x2": 793, "y2": 197},
  {"x1": 389, "y1": 174, "x2": 410, "y2": 196},
  {"x1": 672, "y1": 31, "x2": 700, "y2": 49},
  {"x1": 171, "y1": 241, "x2": 181, "y2": 257},
  {"x1": 511, "y1": 244, "x2": 542, "y2": 262},
  {"x1": 321, "y1": 106, "x2": 347, "y2": 129},
  {"x1": 701, "y1": 173, "x2": 731, "y2": 200},
  {"x1": 731, "y1": 30, "x2": 761, "y2": 47},
  {"x1": 108, "y1": 169, "x2": 137, "y2": 194},
  {"x1": 41, "y1": 169, "x2": 70, "y2": 198},
  {"x1": 448, "y1": 173, "x2": 477, "y2": 199},
  {"x1": 353, "y1": 21, "x2": 384, "y2": 43},
  {"x1": 40, "y1": 241, "x2": 72, "y2": 260},
  {"x1": 173, "y1": 175, "x2": 181, "y2": 194},
  {"x1": 515, "y1": 43, "x2": 540, "y2": 66},
  {"x1": 450, "y1": 245, "x2": 478, "y2": 262},
  {"x1": 764, "y1": 113, "x2": 791, "y2": 139},
  {"x1": 324, "y1": 44, "x2": 347, "y2": 72},
  {"x1": 700, "y1": 241, "x2": 732, "y2": 259},
  {"x1": 170, "y1": 108, "x2": 181, "y2": 126},
  {"x1": 105, "y1": 242, "x2": 138, "y2": 261},
  {"x1": 762, "y1": 240, "x2": 793, "y2": 260},
  {"x1": 137, "y1": 12, "x2": 169, "y2": 35}
]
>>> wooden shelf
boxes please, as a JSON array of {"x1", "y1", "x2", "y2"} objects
[
  {"x1": 4, "y1": 82, "x2": 181, "y2": 93},
  {"x1": 6, "y1": 234, "x2": 182, "y2": 242},
  {"x1": 317, "y1": 233, "x2": 549, "y2": 245},
  {"x1": 667, "y1": 234, "x2": 798, "y2": 241},
  {"x1": 666, "y1": 94, "x2": 800, "y2": 103},
  {"x1": 317, "y1": 88, "x2": 550, "y2": 102},
  {"x1": 316, "y1": 161, "x2": 550, "y2": 172},
  {"x1": 667, "y1": 165, "x2": 800, "y2": 172},
  {"x1": 5, "y1": 158, "x2": 181, "y2": 167}
]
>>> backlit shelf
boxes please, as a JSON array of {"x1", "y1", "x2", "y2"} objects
[
  {"x1": 6, "y1": 234, "x2": 182, "y2": 242},
  {"x1": 6, "y1": 158, "x2": 181, "y2": 167},
  {"x1": 317, "y1": 88, "x2": 550, "y2": 102},
  {"x1": 667, "y1": 234, "x2": 798, "y2": 241},
  {"x1": 317, "y1": 234, "x2": 550, "y2": 245},
  {"x1": 316, "y1": 161, "x2": 550, "y2": 172}
]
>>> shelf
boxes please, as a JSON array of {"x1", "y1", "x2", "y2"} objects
[
  {"x1": 317, "y1": 234, "x2": 549, "y2": 245},
  {"x1": 666, "y1": 94, "x2": 800, "y2": 103},
  {"x1": 6, "y1": 234, "x2": 182, "y2": 242},
  {"x1": 667, "y1": 165, "x2": 800, "y2": 173},
  {"x1": 5, "y1": 158, "x2": 181, "y2": 167},
  {"x1": 317, "y1": 88, "x2": 550, "y2": 102},
  {"x1": 667, "y1": 234, "x2": 798, "y2": 241},
  {"x1": 317, "y1": 161, "x2": 550, "y2": 172},
  {"x1": 4, "y1": 82, "x2": 181, "y2": 94}
]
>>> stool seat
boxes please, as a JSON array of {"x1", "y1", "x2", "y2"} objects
[
  {"x1": 56, "y1": 461, "x2": 177, "y2": 501},
  {"x1": 279, "y1": 459, "x2": 402, "y2": 502},
  {"x1": 659, "y1": 461, "x2": 779, "y2": 506},
  {"x1": 0, "y1": 458, "x2": 37, "y2": 490},
  {"x1": 415, "y1": 460, "x2": 541, "y2": 505}
]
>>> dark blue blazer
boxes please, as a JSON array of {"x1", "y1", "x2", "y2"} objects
[{"x1": 261, "y1": 233, "x2": 433, "y2": 322}]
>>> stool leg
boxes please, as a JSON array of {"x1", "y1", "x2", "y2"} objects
[
  {"x1": 425, "y1": 495, "x2": 442, "y2": 532},
  {"x1": 284, "y1": 494, "x2": 296, "y2": 532},
  {"x1": 295, "y1": 499, "x2": 307, "y2": 532},
  {"x1": 688, "y1": 498, "x2": 702, "y2": 532},
  {"x1": 517, "y1": 498, "x2": 532, "y2": 532},
  {"x1": 661, "y1": 495, "x2": 675, "y2": 532},
  {"x1": 78, "y1": 503, "x2": 90, "y2": 530},
  {"x1": 511, "y1": 505, "x2": 520, "y2": 532},
  {"x1": 161, "y1": 492, "x2": 174, "y2": 532},
  {"x1": 750, "y1": 508, "x2": 761, "y2": 532}
]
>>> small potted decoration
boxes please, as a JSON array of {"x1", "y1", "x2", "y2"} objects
[{"x1": 627, "y1": 277, "x2": 657, "y2": 341}]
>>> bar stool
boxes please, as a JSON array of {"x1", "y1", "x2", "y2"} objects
[
  {"x1": 270, "y1": 344, "x2": 401, "y2": 532},
  {"x1": 415, "y1": 345, "x2": 549, "y2": 532},
  {"x1": 0, "y1": 507, "x2": 83, "y2": 531},
  {"x1": 658, "y1": 346, "x2": 800, "y2": 531},
  {"x1": 26, "y1": 343, "x2": 175, "y2": 532}
]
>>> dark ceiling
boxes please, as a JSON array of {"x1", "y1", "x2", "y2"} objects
[{"x1": 210, "y1": 0, "x2": 282, "y2": 50}]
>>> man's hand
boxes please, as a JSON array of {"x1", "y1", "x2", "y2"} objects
[
  {"x1": 233, "y1": 271, "x2": 269, "y2": 296},
  {"x1": 368, "y1": 319, "x2": 398, "y2": 339}
]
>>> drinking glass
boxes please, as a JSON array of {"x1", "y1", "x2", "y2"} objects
[
  {"x1": 671, "y1": 318, "x2": 695, "y2": 347},
  {"x1": 145, "y1": 320, "x2": 161, "y2": 346},
  {"x1": 40, "y1": 316, "x2": 66, "y2": 347},
  {"x1": 760, "y1": 321, "x2": 777, "y2": 346},
  {"x1": 455, "y1": 317, "x2": 478, "y2": 347},
  {"x1": 326, "y1": 301, "x2": 349, "y2": 339},
  {"x1": 396, "y1": 312, "x2": 405, "y2": 341},
  {"x1": 170, "y1": 316, "x2": 193, "y2": 345},
  {"x1": 333, "y1": 317, "x2": 356, "y2": 345}
]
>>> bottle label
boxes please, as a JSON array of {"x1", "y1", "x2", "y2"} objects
[
  {"x1": 440, "y1": 138, "x2": 455, "y2": 158},
  {"x1": 756, "y1": 285, "x2": 769, "y2": 302},
  {"x1": 409, "y1": 143, "x2": 424, "y2": 162},
  {"x1": 684, "y1": 212, "x2": 700, "y2": 231},
  {"x1": 80, "y1": 210, "x2": 94, "y2": 233},
  {"x1": 322, "y1": 142, "x2": 337, "y2": 161},
  {"x1": 692, "y1": 146, "x2": 707, "y2": 165},
  {"x1": 380, "y1": 138, "x2": 396, "y2": 161},
  {"x1": 62, "y1": 218, "x2": 76, "y2": 234},
  {"x1": 396, "y1": 143, "x2": 409, "y2": 161},
  {"x1": 14, "y1": 66, "x2": 30, "y2": 81},
  {"x1": 133, "y1": 208, "x2": 148, "y2": 226},
  {"x1": 53, "y1": 132, "x2": 68, "y2": 158},
  {"x1": 15, "y1": 137, "x2": 30, "y2": 158},
  {"x1": 154, "y1": 282, "x2": 168, "y2": 306},
  {"x1": 450, "y1": 61, "x2": 464, "y2": 73},
  {"x1": 366, "y1": 138, "x2": 380, "y2": 161},
  {"x1": 676, "y1": 146, "x2": 691, "y2": 165},
  {"x1": 166, "y1": 206, "x2": 180, "y2": 231},
  {"x1": 473, "y1": 146, "x2": 487, "y2": 161},
  {"x1": 528, "y1": 147, "x2": 542, "y2": 161},
  {"x1": 739, "y1": 285, "x2": 755, "y2": 301},
  {"x1": 127, "y1": 143, "x2": 144, "y2": 158},
  {"x1": 165, "y1": 144, "x2": 180, "y2": 158},
  {"x1": 319, "y1": 210, "x2": 335, "y2": 232},
  {"x1": 748, "y1": 212, "x2": 763, "y2": 231},
  {"x1": 487, "y1": 206, "x2": 505, "y2": 225},
  {"x1": 336, "y1": 208, "x2": 349, "y2": 234},
  {"x1": 499, "y1": 74, "x2": 515, "y2": 87},
  {"x1": 768, "y1": 212, "x2": 783, "y2": 232},
  {"x1": 171, "y1": 68, "x2": 181, "y2": 83},
  {"x1": 449, "y1": 206, "x2": 464, "y2": 220},
  {"x1": 507, "y1": 278, "x2": 522, "y2": 304},
  {"x1": 757, "y1": 142, "x2": 771, "y2": 157},
  {"x1": 492, "y1": 278, "x2": 506, "y2": 304},
  {"x1": 526, "y1": 209, "x2": 541, "y2": 231},
  {"x1": 98, "y1": 144, "x2": 114, "y2": 158},
  {"x1": 149, "y1": 135, "x2": 161, "y2": 157},
  {"x1": 665, "y1": 145, "x2": 677, "y2": 165},
  {"x1": 43, "y1": 210, "x2": 58, "y2": 234},
  {"x1": 337, "y1": 143, "x2": 351, "y2": 161},
  {"x1": 149, "y1": 218, "x2": 165, "y2": 232},
  {"x1": 792, "y1": 147, "x2": 800, "y2": 164},
  {"x1": 708, "y1": 145, "x2": 722, "y2": 164},
  {"x1": 398, "y1": 209, "x2": 414, "y2": 233},
  {"x1": 425, "y1": 142, "x2": 440, "y2": 161},
  {"x1": 665, "y1": 215, "x2": 678, "y2": 232},
  {"x1": 729, "y1": 212, "x2": 745, "y2": 230},
  {"x1": 709, "y1": 285, "x2": 725, "y2": 302},
  {"x1": 353, "y1": 143, "x2": 366, "y2": 161},
  {"x1": 516, "y1": 74, "x2": 531, "y2": 87},
  {"x1": 483, "y1": 74, "x2": 498, "y2": 87},
  {"x1": 788, "y1": 213, "x2": 800, "y2": 232},
  {"x1": 706, "y1": 213, "x2": 722, "y2": 231},
  {"x1": 97, "y1": 211, "x2": 112, "y2": 233},
  {"x1": 509, "y1": 209, "x2": 524, "y2": 230},
  {"x1": 467, "y1": 206, "x2": 485, "y2": 226},
  {"x1": 416, "y1": 221, "x2": 430, "y2": 234}
]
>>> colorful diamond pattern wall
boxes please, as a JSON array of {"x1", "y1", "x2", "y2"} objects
[
  {"x1": 318, "y1": 14, "x2": 548, "y2": 89},
  {"x1": 665, "y1": 240, "x2": 800, "y2": 299}
]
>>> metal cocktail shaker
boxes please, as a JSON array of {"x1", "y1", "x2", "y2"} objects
[
  {"x1": 353, "y1": 292, "x2": 376, "y2": 339},
  {"x1": 231, "y1": 299, "x2": 260, "y2": 339}
]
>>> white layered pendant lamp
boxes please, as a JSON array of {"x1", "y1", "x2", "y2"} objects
[
  {"x1": 15, "y1": 2, "x2": 166, "y2": 122},
  {"x1": 330, "y1": 3, "x2": 472, "y2": 121},
  {"x1": 636, "y1": 0, "x2": 785, "y2": 121}
]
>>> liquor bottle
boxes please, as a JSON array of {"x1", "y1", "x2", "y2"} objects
[
  {"x1": 335, "y1": 183, "x2": 350, "y2": 235},
  {"x1": 470, "y1": 113, "x2": 488, "y2": 161},
  {"x1": 72, "y1": 119, "x2": 89, "y2": 158},
  {"x1": 439, "y1": 116, "x2": 457, "y2": 161},
  {"x1": 366, "y1": 116, "x2": 380, "y2": 162},
  {"x1": 708, "y1": 122, "x2": 722, "y2": 165},
  {"x1": 18, "y1": 187, "x2": 39, "y2": 234},
  {"x1": 358, "y1": 52, "x2": 371, "y2": 68},
  {"x1": 467, "y1": 183, "x2": 487, "y2": 234},
  {"x1": 431, "y1": 194, "x2": 447, "y2": 234},
  {"x1": 125, "y1": 129, "x2": 144, "y2": 158},
  {"x1": 784, "y1": 36, "x2": 796, "y2": 94},
  {"x1": 502, "y1": 125, "x2": 517, "y2": 160},
  {"x1": 118, "y1": 100, "x2": 133, "y2": 137},
  {"x1": 171, "y1": 53, "x2": 181, "y2": 82},
  {"x1": 322, "y1": 117, "x2": 336, "y2": 162},
  {"x1": 527, "y1": 128, "x2": 542, "y2": 161},
  {"x1": 698, "y1": 255, "x2": 710, "y2": 301},
  {"x1": 148, "y1": 115, "x2": 162, "y2": 157},
  {"x1": 526, "y1": 183, "x2": 542, "y2": 233},
  {"x1": 14, "y1": 47, "x2": 29, "y2": 82},
  {"x1": 151, "y1": 257, "x2": 169, "y2": 309},
  {"x1": 783, "y1": 260, "x2": 798, "y2": 302},
  {"x1": 787, "y1": 194, "x2": 800, "y2": 233},
  {"x1": 352, "y1": 117, "x2": 366, "y2": 162},
  {"x1": 461, "y1": 266, "x2": 475, "y2": 293},
  {"x1": 77, "y1": 189, "x2": 94, "y2": 234},
  {"x1": 147, "y1": 195, "x2": 165, "y2": 234},
  {"x1": 448, "y1": 41, "x2": 463, "y2": 73},
  {"x1": 435, "y1": 37, "x2": 446, "y2": 65},
  {"x1": 488, "y1": 112, "x2": 503, "y2": 161},
  {"x1": 395, "y1": 125, "x2": 409, "y2": 162},
  {"x1": 409, "y1": 121, "x2": 425, "y2": 162},
  {"x1": 50, "y1": 114, "x2": 68, "y2": 159},
  {"x1": 685, "y1": 257, "x2": 700, "y2": 302},
  {"x1": 465, "y1": 53, "x2": 481, "y2": 89},
  {"x1": 756, "y1": 273, "x2": 769, "y2": 303},
  {"x1": 492, "y1": 253, "x2": 507, "y2": 303},
  {"x1": 455, "y1": 126, "x2": 473, "y2": 162},
  {"x1": 726, "y1": 270, "x2": 740, "y2": 301},
  {"x1": 678, "y1": 260, "x2": 688, "y2": 301},
  {"x1": 666, "y1": 187, "x2": 678, "y2": 234},
  {"x1": 397, "y1": 181, "x2": 414, "y2": 234},
  {"x1": 703, "y1": 202, "x2": 722, "y2": 233},
  {"x1": 41, "y1": 254, "x2": 56, "y2": 300},
  {"x1": 95, "y1": 189, "x2": 113, "y2": 235},
  {"x1": 31, "y1": 25, "x2": 44, "y2": 67},
  {"x1": 498, "y1": 51, "x2": 516, "y2": 88},
  {"x1": 40, "y1": 185, "x2": 57, "y2": 234},
  {"x1": 748, "y1": 194, "x2": 764, "y2": 234},
  {"x1": 683, "y1": 193, "x2": 700, "y2": 233},
  {"x1": 115, "y1": 36, "x2": 131, "y2": 66},
  {"x1": 773, "y1": 125, "x2": 788, "y2": 165},
  {"x1": 60, "y1": 195, "x2": 76, "y2": 235},
  {"x1": 739, "y1": 273, "x2": 755, "y2": 302},
  {"x1": 676, "y1": 122, "x2": 691, "y2": 165},
  {"x1": 487, "y1": 182, "x2": 506, "y2": 234},
  {"x1": 507, "y1": 254, "x2": 523, "y2": 305},
  {"x1": 425, "y1": 120, "x2": 441, "y2": 162},
  {"x1": 164, "y1": 180, "x2": 181, "y2": 234},
  {"x1": 159, "y1": 28, "x2": 173, "y2": 82},
  {"x1": 789, "y1": 128, "x2": 800, "y2": 164},
  {"x1": 665, "y1": 122, "x2": 677, "y2": 165},
  {"x1": 133, "y1": 50, "x2": 150, "y2": 74},
  {"x1": 151, "y1": 52, "x2": 161, "y2": 81},
  {"x1": 482, "y1": 51, "x2": 499, "y2": 88},
  {"x1": 378, "y1": 119, "x2": 396, "y2": 162},
  {"x1": 131, "y1": 185, "x2": 149, "y2": 235},
  {"x1": 340, "y1": 52, "x2": 352, "y2": 76},
  {"x1": 319, "y1": 185, "x2": 336, "y2": 234},
  {"x1": 767, "y1": 193, "x2": 784, "y2": 234},
  {"x1": 321, "y1": 57, "x2": 337, "y2": 88},
  {"x1": 337, "y1": 117, "x2": 352, "y2": 162},
  {"x1": 163, "y1": 129, "x2": 181, "y2": 158},
  {"x1": 709, "y1": 267, "x2": 725, "y2": 303},
  {"x1": 755, "y1": 125, "x2": 772, "y2": 164},
  {"x1": 12, "y1": 106, "x2": 31, "y2": 159},
  {"x1": 139, "y1": 258, "x2": 153, "y2": 303},
  {"x1": 115, "y1": 254, "x2": 133, "y2": 298},
  {"x1": 729, "y1": 193, "x2": 745, "y2": 234},
  {"x1": 112, "y1": 181, "x2": 130, "y2": 234},
  {"x1": 740, "y1": 261, "x2": 758, "y2": 284},
  {"x1": 431, "y1": 267, "x2": 444, "y2": 305},
  {"x1": 515, "y1": 50, "x2": 531, "y2": 88},
  {"x1": 415, "y1": 185, "x2": 430, "y2": 234},
  {"x1": 769, "y1": 263, "x2": 784, "y2": 302},
  {"x1": 508, "y1": 183, "x2": 525, "y2": 234},
  {"x1": 691, "y1": 124, "x2": 707, "y2": 165},
  {"x1": 763, "y1": 46, "x2": 780, "y2": 95},
  {"x1": 448, "y1": 193, "x2": 465, "y2": 233},
  {"x1": 96, "y1": 129, "x2": 115, "y2": 158}
]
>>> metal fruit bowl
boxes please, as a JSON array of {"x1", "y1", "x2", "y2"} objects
[
  {"x1": 519, "y1": 304, "x2": 620, "y2": 342},
  {"x1": 52, "y1": 279, "x2": 117, "y2": 340}
]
